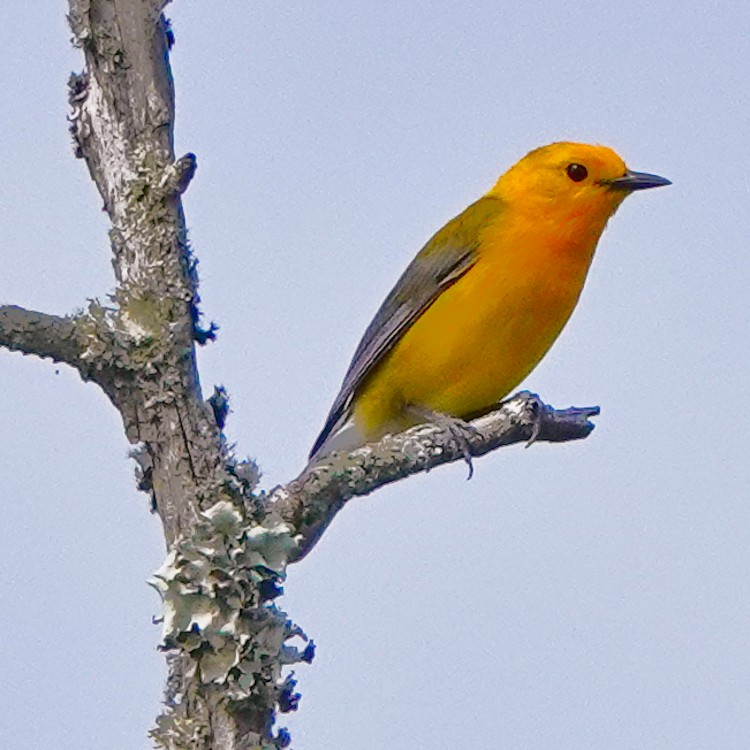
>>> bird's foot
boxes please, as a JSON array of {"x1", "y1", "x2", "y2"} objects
[{"x1": 407, "y1": 406, "x2": 477, "y2": 479}]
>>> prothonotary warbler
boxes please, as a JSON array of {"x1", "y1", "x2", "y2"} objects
[{"x1": 309, "y1": 142, "x2": 670, "y2": 462}]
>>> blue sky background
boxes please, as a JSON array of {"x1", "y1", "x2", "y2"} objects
[{"x1": 1, "y1": 1, "x2": 749, "y2": 748}]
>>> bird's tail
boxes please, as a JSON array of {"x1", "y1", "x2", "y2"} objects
[{"x1": 307, "y1": 421, "x2": 365, "y2": 464}]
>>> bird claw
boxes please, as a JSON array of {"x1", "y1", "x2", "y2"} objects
[
  {"x1": 407, "y1": 406, "x2": 477, "y2": 479},
  {"x1": 447, "y1": 419, "x2": 477, "y2": 480}
]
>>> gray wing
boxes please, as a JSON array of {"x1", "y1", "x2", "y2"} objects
[{"x1": 309, "y1": 196, "x2": 503, "y2": 459}]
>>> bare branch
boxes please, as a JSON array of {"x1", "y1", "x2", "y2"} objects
[
  {"x1": 272, "y1": 392, "x2": 599, "y2": 562},
  {"x1": 0, "y1": 305, "x2": 87, "y2": 371}
]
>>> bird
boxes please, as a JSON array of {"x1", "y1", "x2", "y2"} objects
[{"x1": 309, "y1": 142, "x2": 670, "y2": 463}]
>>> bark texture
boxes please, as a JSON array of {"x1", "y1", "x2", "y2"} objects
[
  {"x1": 65, "y1": 2, "x2": 302, "y2": 747},
  {"x1": 0, "y1": 3, "x2": 599, "y2": 748},
  {"x1": 0, "y1": 306, "x2": 86, "y2": 371},
  {"x1": 275, "y1": 392, "x2": 598, "y2": 562}
]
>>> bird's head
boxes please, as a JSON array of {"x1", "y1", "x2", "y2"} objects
[{"x1": 489, "y1": 142, "x2": 670, "y2": 221}]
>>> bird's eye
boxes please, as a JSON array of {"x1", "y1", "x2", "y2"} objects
[{"x1": 566, "y1": 163, "x2": 588, "y2": 182}]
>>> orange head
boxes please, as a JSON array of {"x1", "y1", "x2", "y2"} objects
[{"x1": 487, "y1": 142, "x2": 670, "y2": 228}]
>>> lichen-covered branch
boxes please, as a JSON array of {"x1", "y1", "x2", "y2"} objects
[
  {"x1": 272, "y1": 392, "x2": 599, "y2": 562},
  {"x1": 63, "y1": 1, "x2": 297, "y2": 747},
  {"x1": 66, "y1": 0, "x2": 223, "y2": 541},
  {"x1": 0, "y1": 305, "x2": 86, "y2": 371},
  {"x1": 139, "y1": 391, "x2": 596, "y2": 749},
  {"x1": 149, "y1": 501, "x2": 313, "y2": 750}
]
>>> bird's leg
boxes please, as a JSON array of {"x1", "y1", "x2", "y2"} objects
[{"x1": 405, "y1": 405, "x2": 477, "y2": 479}]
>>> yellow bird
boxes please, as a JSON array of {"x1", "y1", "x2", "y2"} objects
[{"x1": 310, "y1": 142, "x2": 670, "y2": 461}]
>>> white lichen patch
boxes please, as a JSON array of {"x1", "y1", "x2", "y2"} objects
[
  {"x1": 201, "y1": 499, "x2": 243, "y2": 535},
  {"x1": 244, "y1": 522, "x2": 297, "y2": 576},
  {"x1": 120, "y1": 310, "x2": 156, "y2": 341},
  {"x1": 149, "y1": 508, "x2": 309, "y2": 701}
]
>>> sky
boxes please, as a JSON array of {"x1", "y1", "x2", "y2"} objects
[{"x1": 1, "y1": 1, "x2": 749, "y2": 748}]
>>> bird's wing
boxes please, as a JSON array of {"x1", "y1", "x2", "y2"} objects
[{"x1": 309, "y1": 195, "x2": 504, "y2": 459}]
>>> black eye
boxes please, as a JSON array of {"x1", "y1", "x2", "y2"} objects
[{"x1": 566, "y1": 163, "x2": 588, "y2": 182}]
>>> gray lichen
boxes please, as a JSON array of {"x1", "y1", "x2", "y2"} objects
[{"x1": 150, "y1": 500, "x2": 312, "y2": 748}]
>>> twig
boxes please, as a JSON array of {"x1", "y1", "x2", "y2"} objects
[
  {"x1": 0, "y1": 305, "x2": 87, "y2": 372},
  {"x1": 272, "y1": 391, "x2": 599, "y2": 562}
]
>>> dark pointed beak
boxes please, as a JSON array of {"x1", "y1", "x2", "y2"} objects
[{"x1": 607, "y1": 170, "x2": 672, "y2": 191}]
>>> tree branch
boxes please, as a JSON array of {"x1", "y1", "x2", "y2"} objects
[
  {"x1": 63, "y1": 2, "x2": 307, "y2": 747},
  {"x1": 272, "y1": 392, "x2": 599, "y2": 562},
  {"x1": 67, "y1": 0, "x2": 215, "y2": 540},
  {"x1": 0, "y1": 305, "x2": 87, "y2": 370}
]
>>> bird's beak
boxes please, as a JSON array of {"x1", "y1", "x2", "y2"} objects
[{"x1": 607, "y1": 170, "x2": 672, "y2": 191}]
